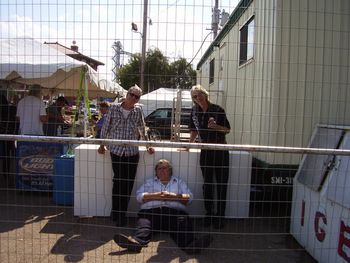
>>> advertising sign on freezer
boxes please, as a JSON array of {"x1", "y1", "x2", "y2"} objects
[
  {"x1": 291, "y1": 125, "x2": 350, "y2": 263},
  {"x1": 16, "y1": 141, "x2": 64, "y2": 191}
]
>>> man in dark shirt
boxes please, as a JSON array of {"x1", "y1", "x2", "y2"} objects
[
  {"x1": 189, "y1": 84, "x2": 231, "y2": 229},
  {"x1": 44, "y1": 96, "x2": 69, "y2": 136}
]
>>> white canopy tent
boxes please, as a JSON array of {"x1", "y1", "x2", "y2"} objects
[
  {"x1": 139, "y1": 88, "x2": 192, "y2": 117},
  {"x1": 0, "y1": 38, "x2": 125, "y2": 98}
]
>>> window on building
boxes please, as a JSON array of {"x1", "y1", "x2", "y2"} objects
[
  {"x1": 239, "y1": 16, "x2": 255, "y2": 65},
  {"x1": 220, "y1": 54, "x2": 224, "y2": 71},
  {"x1": 209, "y1": 58, "x2": 215, "y2": 84}
]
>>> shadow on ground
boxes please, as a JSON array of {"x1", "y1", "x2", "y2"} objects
[{"x1": 0, "y1": 184, "x2": 316, "y2": 263}]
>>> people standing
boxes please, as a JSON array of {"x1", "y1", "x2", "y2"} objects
[
  {"x1": 95, "y1": 101, "x2": 110, "y2": 138},
  {"x1": 16, "y1": 85, "x2": 47, "y2": 135},
  {"x1": 98, "y1": 85, "x2": 154, "y2": 227},
  {"x1": 0, "y1": 95, "x2": 18, "y2": 185},
  {"x1": 113, "y1": 159, "x2": 212, "y2": 254},
  {"x1": 44, "y1": 96, "x2": 69, "y2": 136},
  {"x1": 189, "y1": 84, "x2": 231, "y2": 229}
]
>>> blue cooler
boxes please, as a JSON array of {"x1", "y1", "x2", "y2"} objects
[{"x1": 53, "y1": 155, "x2": 74, "y2": 205}]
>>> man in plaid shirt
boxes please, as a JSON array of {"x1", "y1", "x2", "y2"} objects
[{"x1": 98, "y1": 85, "x2": 154, "y2": 226}]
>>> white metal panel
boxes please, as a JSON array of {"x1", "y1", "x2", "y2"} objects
[{"x1": 327, "y1": 131, "x2": 350, "y2": 209}]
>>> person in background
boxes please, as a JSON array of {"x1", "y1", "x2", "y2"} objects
[
  {"x1": 189, "y1": 84, "x2": 231, "y2": 229},
  {"x1": 0, "y1": 95, "x2": 18, "y2": 185},
  {"x1": 44, "y1": 96, "x2": 70, "y2": 136},
  {"x1": 16, "y1": 84, "x2": 47, "y2": 135},
  {"x1": 98, "y1": 85, "x2": 154, "y2": 227},
  {"x1": 113, "y1": 159, "x2": 212, "y2": 254},
  {"x1": 95, "y1": 101, "x2": 110, "y2": 138}
]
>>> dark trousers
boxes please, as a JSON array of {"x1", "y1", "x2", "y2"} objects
[
  {"x1": 133, "y1": 207, "x2": 194, "y2": 248},
  {"x1": 0, "y1": 141, "x2": 15, "y2": 183},
  {"x1": 110, "y1": 153, "x2": 139, "y2": 220},
  {"x1": 200, "y1": 149, "x2": 229, "y2": 217}
]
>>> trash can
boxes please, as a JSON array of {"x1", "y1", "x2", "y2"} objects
[{"x1": 53, "y1": 155, "x2": 74, "y2": 205}]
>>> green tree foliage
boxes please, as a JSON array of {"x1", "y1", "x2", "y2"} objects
[
  {"x1": 168, "y1": 58, "x2": 196, "y2": 89},
  {"x1": 145, "y1": 48, "x2": 170, "y2": 91},
  {"x1": 118, "y1": 48, "x2": 196, "y2": 93},
  {"x1": 118, "y1": 54, "x2": 141, "y2": 90}
]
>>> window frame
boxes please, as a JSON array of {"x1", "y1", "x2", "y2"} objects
[
  {"x1": 239, "y1": 15, "x2": 255, "y2": 66},
  {"x1": 209, "y1": 58, "x2": 215, "y2": 84}
]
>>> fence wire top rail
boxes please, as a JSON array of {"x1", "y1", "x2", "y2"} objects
[{"x1": 1, "y1": 134, "x2": 349, "y2": 156}]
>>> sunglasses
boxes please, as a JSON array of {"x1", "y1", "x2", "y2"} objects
[
  {"x1": 128, "y1": 93, "x2": 140, "y2": 100},
  {"x1": 192, "y1": 94, "x2": 200, "y2": 99}
]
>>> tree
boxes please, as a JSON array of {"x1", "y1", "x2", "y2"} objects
[
  {"x1": 144, "y1": 48, "x2": 170, "y2": 92},
  {"x1": 118, "y1": 54, "x2": 141, "y2": 90},
  {"x1": 118, "y1": 48, "x2": 196, "y2": 93},
  {"x1": 168, "y1": 58, "x2": 196, "y2": 89}
]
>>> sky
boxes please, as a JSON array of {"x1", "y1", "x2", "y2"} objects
[{"x1": 0, "y1": 0, "x2": 239, "y2": 81}]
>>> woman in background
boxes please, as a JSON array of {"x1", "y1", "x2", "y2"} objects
[{"x1": 95, "y1": 102, "x2": 110, "y2": 138}]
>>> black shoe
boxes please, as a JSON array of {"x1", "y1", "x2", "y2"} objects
[
  {"x1": 213, "y1": 217, "x2": 226, "y2": 229},
  {"x1": 183, "y1": 234, "x2": 213, "y2": 254},
  {"x1": 113, "y1": 234, "x2": 143, "y2": 253}
]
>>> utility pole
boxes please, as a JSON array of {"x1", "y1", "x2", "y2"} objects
[
  {"x1": 212, "y1": 0, "x2": 219, "y2": 39},
  {"x1": 140, "y1": 0, "x2": 148, "y2": 91}
]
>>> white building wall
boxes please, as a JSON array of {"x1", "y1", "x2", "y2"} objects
[
  {"x1": 197, "y1": 0, "x2": 350, "y2": 165},
  {"x1": 272, "y1": 0, "x2": 350, "y2": 164}
]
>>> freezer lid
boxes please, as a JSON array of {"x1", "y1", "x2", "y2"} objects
[{"x1": 297, "y1": 127, "x2": 344, "y2": 191}]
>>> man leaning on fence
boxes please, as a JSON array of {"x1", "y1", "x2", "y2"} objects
[
  {"x1": 189, "y1": 84, "x2": 231, "y2": 229},
  {"x1": 98, "y1": 85, "x2": 154, "y2": 227},
  {"x1": 113, "y1": 159, "x2": 213, "y2": 254}
]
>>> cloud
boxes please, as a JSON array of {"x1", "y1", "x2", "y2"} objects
[
  {"x1": 0, "y1": 15, "x2": 59, "y2": 40},
  {"x1": 0, "y1": 0, "x2": 239, "y2": 80}
]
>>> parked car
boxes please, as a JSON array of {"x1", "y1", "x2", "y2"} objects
[
  {"x1": 145, "y1": 107, "x2": 192, "y2": 140},
  {"x1": 89, "y1": 104, "x2": 98, "y2": 114}
]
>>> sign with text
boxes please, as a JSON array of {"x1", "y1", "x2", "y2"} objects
[{"x1": 16, "y1": 142, "x2": 64, "y2": 191}]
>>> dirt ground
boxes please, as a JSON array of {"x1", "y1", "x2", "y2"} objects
[{"x1": 0, "y1": 176, "x2": 316, "y2": 263}]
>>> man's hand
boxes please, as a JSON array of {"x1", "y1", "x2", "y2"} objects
[
  {"x1": 98, "y1": 145, "x2": 106, "y2": 154},
  {"x1": 146, "y1": 147, "x2": 155, "y2": 155},
  {"x1": 208, "y1": 117, "x2": 217, "y2": 129}
]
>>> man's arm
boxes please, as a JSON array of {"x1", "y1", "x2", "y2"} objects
[
  {"x1": 98, "y1": 107, "x2": 113, "y2": 154},
  {"x1": 40, "y1": 115, "x2": 48, "y2": 123},
  {"x1": 142, "y1": 191, "x2": 190, "y2": 205},
  {"x1": 39, "y1": 101, "x2": 47, "y2": 123},
  {"x1": 137, "y1": 108, "x2": 155, "y2": 154},
  {"x1": 189, "y1": 130, "x2": 198, "y2": 143}
]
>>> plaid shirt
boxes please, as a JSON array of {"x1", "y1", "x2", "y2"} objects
[{"x1": 100, "y1": 103, "x2": 146, "y2": 156}]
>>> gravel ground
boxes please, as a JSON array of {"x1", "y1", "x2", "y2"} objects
[{"x1": 0, "y1": 180, "x2": 316, "y2": 263}]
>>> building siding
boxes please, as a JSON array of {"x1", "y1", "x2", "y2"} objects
[{"x1": 196, "y1": 0, "x2": 350, "y2": 165}]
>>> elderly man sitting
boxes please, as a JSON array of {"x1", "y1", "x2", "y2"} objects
[{"x1": 114, "y1": 159, "x2": 212, "y2": 254}]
